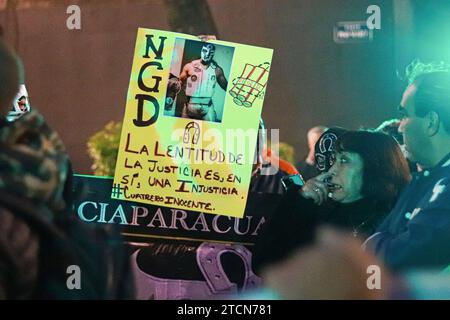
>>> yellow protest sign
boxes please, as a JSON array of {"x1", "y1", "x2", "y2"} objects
[{"x1": 112, "y1": 28, "x2": 273, "y2": 218}]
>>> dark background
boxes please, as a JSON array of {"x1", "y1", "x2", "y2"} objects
[{"x1": 1, "y1": 0, "x2": 449, "y2": 174}]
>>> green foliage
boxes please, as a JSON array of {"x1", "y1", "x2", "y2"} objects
[
  {"x1": 86, "y1": 121, "x2": 122, "y2": 176},
  {"x1": 268, "y1": 140, "x2": 296, "y2": 164},
  {"x1": 277, "y1": 142, "x2": 296, "y2": 164}
]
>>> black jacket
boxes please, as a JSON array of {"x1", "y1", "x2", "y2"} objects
[
  {"x1": 365, "y1": 153, "x2": 450, "y2": 272},
  {"x1": 253, "y1": 191, "x2": 388, "y2": 273}
]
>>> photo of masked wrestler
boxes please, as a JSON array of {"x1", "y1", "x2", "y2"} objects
[{"x1": 164, "y1": 39, "x2": 234, "y2": 123}]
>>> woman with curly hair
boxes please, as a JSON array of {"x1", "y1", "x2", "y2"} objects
[{"x1": 254, "y1": 130, "x2": 411, "y2": 272}]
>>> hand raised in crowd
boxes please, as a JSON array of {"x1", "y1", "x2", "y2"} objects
[{"x1": 300, "y1": 172, "x2": 333, "y2": 205}]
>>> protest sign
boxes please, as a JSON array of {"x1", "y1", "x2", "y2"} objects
[{"x1": 112, "y1": 28, "x2": 273, "y2": 218}]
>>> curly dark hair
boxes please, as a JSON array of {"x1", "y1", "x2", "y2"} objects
[{"x1": 336, "y1": 130, "x2": 411, "y2": 211}]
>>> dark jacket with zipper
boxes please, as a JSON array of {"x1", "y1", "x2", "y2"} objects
[{"x1": 364, "y1": 153, "x2": 450, "y2": 272}]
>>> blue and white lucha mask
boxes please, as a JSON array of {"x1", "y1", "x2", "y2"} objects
[{"x1": 201, "y1": 43, "x2": 215, "y2": 63}]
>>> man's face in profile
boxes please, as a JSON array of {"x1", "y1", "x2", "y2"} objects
[
  {"x1": 201, "y1": 44, "x2": 215, "y2": 63},
  {"x1": 398, "y1": 84, "x2": 429, "y2": 166}
]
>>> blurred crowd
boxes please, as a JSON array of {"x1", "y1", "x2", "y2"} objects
[{"x1": 1, "y1": 34, "x2": 450, "y2": 299}]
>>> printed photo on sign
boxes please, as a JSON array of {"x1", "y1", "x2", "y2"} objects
[{"x1": 164, "y1": 38, "x2": 234, "y2": 123}]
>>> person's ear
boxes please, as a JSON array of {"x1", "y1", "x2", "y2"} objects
[{"x1": 426, "y1": 111, "x2": 440, "y2": 136}]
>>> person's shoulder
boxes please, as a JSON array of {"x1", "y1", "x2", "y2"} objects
[
  {"x1": 0, "y1": 205, "x2": 38, "y2": 248},
  {"x1": 191, "y1": 59, "x2": 203, "y2": 66},
  {"x1": 423, "y1": 167, "x2": 450, "y2": 195},
  {"x1": 402, "y1": 171, "x2": 450, "y2": 223},
  {"x1": 182, "y1": 59, "x2": 198, "y2": 70},
  {"x1": 212, "y1": 60, "x2": 222, "y2": 70},
  {"x1": 423, "y1": 175, "x2": 450, "y2": 206},
  {"x1": 0, "y1": 205, "x2": 39, "y2": 299}
]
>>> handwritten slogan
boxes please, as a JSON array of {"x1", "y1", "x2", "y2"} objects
[{"x1": 112, "y1": 28, "x2": 273, "y2": 218}]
